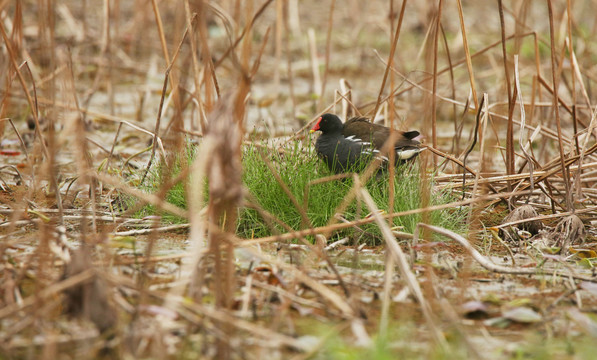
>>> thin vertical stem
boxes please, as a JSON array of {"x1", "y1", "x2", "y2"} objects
[
  {"x1": 430, "y1": 0, "x2": 443, "y2": 164},
  {"x1": 455, "y1": 0, "x2": 478, "y2": 108},
  {"x1": 546, "y1": 0, "x2": 571, "y2": 211},
  {"x1": 319, "y1": 0, "x2": 336, "y2": 110},
  {"x1": 498, "y1": 0, "x2": 514, "y2": 178},
  {"x1": 372, "y1": 0, "x2": 407, "y2": 120}
]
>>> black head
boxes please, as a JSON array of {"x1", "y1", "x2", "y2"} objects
[{"x1": 310, "y1": 113, "x2": 344, "y2": 134}]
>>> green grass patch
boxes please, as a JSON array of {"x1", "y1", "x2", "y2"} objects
[{"x1": 138, "y1": 139, "x2": 466, "y2": 244}]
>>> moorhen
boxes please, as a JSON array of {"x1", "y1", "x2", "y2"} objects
[
  {"x1": 342, "y1": 116, "x2": 422, "y2": 162},
  {"x1": 310, "y1": 114, "x2": 386, "y2": 173}
]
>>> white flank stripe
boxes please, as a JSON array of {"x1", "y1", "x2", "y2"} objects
[{"x1": 396, "y1": 148, "x2": 423, "y2": 160}]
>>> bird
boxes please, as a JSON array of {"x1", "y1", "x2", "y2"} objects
[
  {"x1": 310, "y1": 113, "x2": 385, "y2": 173},
  {"x1": 342, "y1": 116, "x2": 422, "y2": 162}
]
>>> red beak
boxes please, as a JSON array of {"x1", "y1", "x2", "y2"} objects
[{"x1": 310, "y1": 117, "x2": 322, "y2": 132}]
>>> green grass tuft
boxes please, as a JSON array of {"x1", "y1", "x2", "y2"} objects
[{"x1": 138, "y1": 139, "x2": 466, "y2": 244}]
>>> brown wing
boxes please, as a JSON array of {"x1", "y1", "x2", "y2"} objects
[{"x1": 344, "y1": 116, "x2": 420, "y2": 149}]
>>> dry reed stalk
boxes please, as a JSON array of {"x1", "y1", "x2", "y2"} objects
[
  {"x1": 23, "y1": 62, "x2": 66, "y2": 227},
  {"x1": 547, "y1": 0, "x2": 572, "y2": 211},
  {"x1": 359, "y1": 187, "x2": 447, "y2": 349},
  {"x1": 371, "y1": 0, "x2": 406, "y2": 119},
  {"x1": 161, "y1": 139, "x2": 209, "y2": 304},
  {"x1": 101, "y1": 0, "x2": 114, "y2": 115},
  {"x1": 492, "y1": 149, "x2": 597, "y2": 209},
  {"x1": 307, "y1": 28, "x2": 321, "y2": 98},
  {"x1": 565, "y1": 0, "x2": 578, "y2": 150},
  {"x1": 497, "y1": 204, "x2": 597, "y2": 231},
  {"x1": 429, "y1": 0, "x2": 443, "y2": 163},
  {"x1": 150, "y1": 0, "x2": 169, "y2": 64},
  {"x1": 514, "y1": 55, "x2": 535, "y2": 204},
  {"x1": 575, "y1": 105, "x2": 597, "y2": 199},
  {"x1": 384, "y1": 1, "x2": 399, "y2": 220},
  {"x1": 214, "y1": 0, "x2": 274, "y2": 68},
  {"x1": 378, "y1": 250, "x2": 394, "y2": 340},
  {"x1": 386, "y1": 63, "x2": 590, "y2": 152},
  {"x1": 233, "y1": 241, "x2": 355, "y2": 317},
  {"x1": 203, "y1": 9, "x2": 254, "y2": 345},
  {"x1": 250, "y1": 27, "x2": 272, "y2": 77},
  {"x1": 367, "y1": 31, "x2": 539, "y2": 113},
  {"x1": 205, "y1": 101, "x2": 242, "y2": 358},
  {"x1": 287, "y1": 0, "x2": 300, "y2": 35},
  {"x1": 3, "y1": 117, "x2": 28, "y2": 159},
  {"x1": 64, "y1": 51, "x2": 98, "y2": 233},
  {"x1": 274, "y1": 0, "x2": 283, "y2": 93},
  {"x1": 461, "y1": 96, "x2": 485, "y2": 200},
  {"x1": 196, "y1": 0, "x2": 219, "y2": 115},
  {"x1": 455, "y1": 0, "x2": 478, "y2": 108},
  {"x1": 318, "y1": 0, "x2": 336, "y2": 110},
  {"x1": 140, "y1": 21, "x2": 193, "y2": 185},
  {"x1": 165, "y1": 292, "x2": 314, "y2": 351},
  {"x1": 498, "y1": 0, "x2": 514, "y2": 179},
  {"x1": 183, "y1": 0, "x2": 205, "y2": 133},
  {"x1": 439, "y1": 24, "x2": 459, "y2": 156},
  {"x1": 0, "y1": 23, "x2": 48, "y2": 158},
  {"x1": 566, "y1": 37, "x2": 596, "y2": 200},
  {"x1": 413, "y1": 12, "x2": 433, "y2": 69},
  {"x1": 460, "y1": 160, "x2": 597, "y2": 189},
  {"x1": 0, "y1": 268, "x2": 95, "y2": 322},
  {"x1": 95, "y1": 173, "x2": 188, "y2": 218},
  {"x1": 566, "y1": 38, "x2": 592, "y2": 114},
  {"x1": 283, "y1": 1, "x2": 297, "y2": 122},
  {"x1": 151, "y1": 0, "x2": 186, "y2": 138},
  {"x1": 423, "y1": 144, "x2": 499, "y2": 194},
  {"x1": 419, "y1": 223, "x2": 597, "y2": 283},
  {"x1": 468, "y1": 94, "x2": 489, "y2": 219}
]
